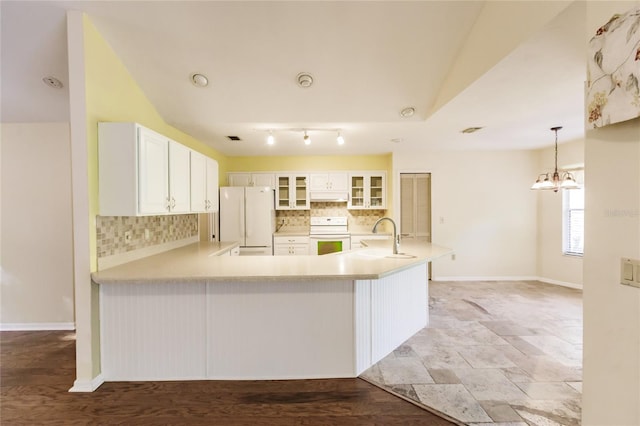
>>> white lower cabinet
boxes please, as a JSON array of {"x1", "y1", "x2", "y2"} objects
[
  {"x1": 273, "y1": 235, "x2": 309, "y2": 255},
  {"x1": 350, "y1": 234, "x2": 391, "y2": 249}
]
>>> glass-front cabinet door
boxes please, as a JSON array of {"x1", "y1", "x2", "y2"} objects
[
  {"x1": 349, "y1": 175, "x2": 366, "y2": 208},
  {"x1": 348, "y1": 172, "x2": 386, "y2": 210},
  {"x1": 275, "y1": 173, "x2": 309, "y2": 210},
  {"x1": 368, "y1": 174, "x2": 385, "y2": 208}
]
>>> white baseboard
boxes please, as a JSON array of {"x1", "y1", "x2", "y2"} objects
[
  {"x1": 536, "y1": 277, "x2": 583, "y2": 290},
  {"x1": 431, "y1": 276, "x2": 583, "y2": 290},
  {"x1": 68, "y1": 373, "x2": 104, "y2": 392},
  {"x1": 0, "y1": 322, "x2": 75, "y2": 331},
  {"x1": 432, "y1": 276, "x2": 538, "y2": 282},
  {"x1": 97, "y1": 236, "x2": 198, "y2": 270}
]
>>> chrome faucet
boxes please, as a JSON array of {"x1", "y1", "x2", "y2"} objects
[{"x1": 372, "y1": 217, "x2": 400, "y2": 254}]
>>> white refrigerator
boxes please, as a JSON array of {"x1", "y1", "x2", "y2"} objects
[{"x1": 219, "y1": 186, "x2": 275, "y2": 255}]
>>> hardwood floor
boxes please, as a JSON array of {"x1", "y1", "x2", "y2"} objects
[{"x1": 1, "y1": 331, "x2": 455, "y2": 425}]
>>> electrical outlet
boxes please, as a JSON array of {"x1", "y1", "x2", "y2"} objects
[
  {"x1": 169, "y1": 225, "x2": 175, "y2": 235},
  {"x1": 144, "y1": 229, "x2": 150, "y2": 241},
  {"x1": 124, "y1": 231, "x2": 132, "y2": 243},
  {"x1": 451, "y1": 253, "x2": 456, "y2": 261}
]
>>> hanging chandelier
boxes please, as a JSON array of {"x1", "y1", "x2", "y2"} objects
[{"x1": 531, "y1": 126, "x2": 579, "y2": 192}]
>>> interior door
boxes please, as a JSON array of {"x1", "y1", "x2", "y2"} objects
[{"x1": 400, "y1": 173, "x2": 431, "y2": 240}]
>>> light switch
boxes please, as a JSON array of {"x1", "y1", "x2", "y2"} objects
[
  {"x1": 623, "y1": 262, "x2": 634, "y2": 281},
  {"x1": 621, "y1": 258, "x2": 640, "y2": 288}
]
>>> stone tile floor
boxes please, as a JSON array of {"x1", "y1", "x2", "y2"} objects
[{"x1": 360, "y1": 280, "x2": 583, "y2": 425}]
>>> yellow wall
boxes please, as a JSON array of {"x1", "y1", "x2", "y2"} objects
[
  {"x1": 228, "y1": 154, "x2": 391, "y2": 172},
  {"x1": 83, "y1": 16, "x2": 228, "y2": 271},
  {"x1": 228, "y1": 154, "x2": 394, "y2": 214}
]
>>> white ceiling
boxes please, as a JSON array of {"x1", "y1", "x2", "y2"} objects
[{"x1": 0, "y1": 1, "x2": 586, "y2": 156}]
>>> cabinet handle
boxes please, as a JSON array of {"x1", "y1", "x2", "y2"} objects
[
  {"x1": 166, "y1": 197, "x2": 172, "y2": 211},
  {"x1": 171, "y1": 197, "x2": 176, "y2": 208}
]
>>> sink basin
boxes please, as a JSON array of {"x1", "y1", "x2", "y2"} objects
[
  {"x1": 385, "y1": 253, "x2": 416, "y2": 259},
  {"x1": 351, "y1": 249, "x2": 416, "y2": 259}
]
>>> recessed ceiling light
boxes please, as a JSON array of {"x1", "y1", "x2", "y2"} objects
[
  {"x1": 42, "y1": 76, "x2": 63, "y2": 89},
  {"x1": 190, "y1": 73, "x2": 209, "y2": 87},
  {"x1": 391, "y1": 138, "x2": 404, "y2": 144},
  {"x1": 461, "y1": 127, "x2": 484, "y2": 134},
  {"x1": 400, "y1": 107, "x2": 415, "y2": 118},
  {"x1": 297, "y1": 72, "x2": 314, "y2": 88}
]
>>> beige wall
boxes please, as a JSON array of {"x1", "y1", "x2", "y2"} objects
[
  {"x1": 0, "y1": 123, "x2": 74, "y2": 328},
  {"x1": 583, "y1": 118, "x2": 640, "y2": 425},
  {"x1": 582, "y1": 3, "x2": 640, "y2": 424},
  {"x1": 535, "y1": 139, "x2": 584, "y2": 288},
  {"x1": 393, "y1": 149, "x2": 538, "y2": 280}
]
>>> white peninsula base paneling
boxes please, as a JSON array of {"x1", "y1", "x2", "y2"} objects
[
  {"x1": 101, "y1": 282, "x2": 207, "y2": 381},
  {"x1": 98, "y1": 263, "x2": 429, "y2": 382},
  {"x1": 207, "y1": 280, "x2": 355, "y2": 379}
]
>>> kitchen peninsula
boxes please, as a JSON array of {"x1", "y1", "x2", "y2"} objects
[{"x1": 91, "y1": 239, "x2": 452, "y2": 384}]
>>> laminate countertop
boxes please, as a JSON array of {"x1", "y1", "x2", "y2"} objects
[{"x1": 91, "y1": 239, "x2": 452, "y2": 285}]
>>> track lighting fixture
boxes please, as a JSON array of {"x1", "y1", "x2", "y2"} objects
[{"x1": 257, "y1": 128, "x2": 346, "y2": 146}]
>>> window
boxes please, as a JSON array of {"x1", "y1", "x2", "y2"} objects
[{"x1": 563, "y1": 174, "x2": 584, "y2": 256}]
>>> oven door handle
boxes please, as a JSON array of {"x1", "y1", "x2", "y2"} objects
[{"x1": 309, "y1": 234, "x2": 351, "y2": 239}]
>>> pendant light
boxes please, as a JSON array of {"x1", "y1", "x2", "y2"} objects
[{"x1": 531, "y1": 126, "x2": 579, "y2": 192}]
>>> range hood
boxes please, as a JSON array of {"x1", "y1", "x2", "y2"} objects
[{"x1": 310, "y1": 191, "x2": 349, "y2": 202}]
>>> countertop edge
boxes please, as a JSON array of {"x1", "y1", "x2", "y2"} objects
[{"x1": 91, "y1": 240, "x2": 452, "y2": 285}]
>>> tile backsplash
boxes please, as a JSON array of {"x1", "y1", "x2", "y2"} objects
[
  {"x1": 96, "y1": 214, "x2": 198, "y2": 258},
  {"x1": 97, "y1": 204, "x2": 383, "y2": 258},
  {"x1": 276, "y1": 202, "x2": 385, "y2": 229}
]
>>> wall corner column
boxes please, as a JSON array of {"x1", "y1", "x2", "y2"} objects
[{"x1": 66, "y1": 10, "x2": 101, "y2": 392}]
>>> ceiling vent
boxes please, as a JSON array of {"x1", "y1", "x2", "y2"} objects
[
  {"x1": 461, "y1": 127, "x2": 484, "y2": 134},
  {"x1": 227, "y1": 136, "x2": 242, "y2": 141},
  {"x1": 42, "y1": 76, "x2": 64, "y2": 89}
]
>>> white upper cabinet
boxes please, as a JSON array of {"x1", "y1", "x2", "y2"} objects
[
  {"x1": 168, "y1": 141, "x2": 191, "y2": 213},
  {"x1": 348, "y1": 172, "x2": 386, "y2": 210},
  {"x1": 99, "y1": 122, "x2": 216, "y2": 216},
  {"x1": 275, "y1": 173, "x2": 309, "y2": 210},
  {"x1": 190, "y1": 151, "x2": 219, "y2": 212},
  {"x1": 137, "y1": 127, "x2": 170, "y2": 215},
  {"x1": 228, "y1": 172, "x2": 275, "y2": 187},
  {"x1": 309, "y1": 172, "x2": 348, "y2": 192},
  {"x1": 205, "y1": 158, "x2": 219, "y2": 211}
]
